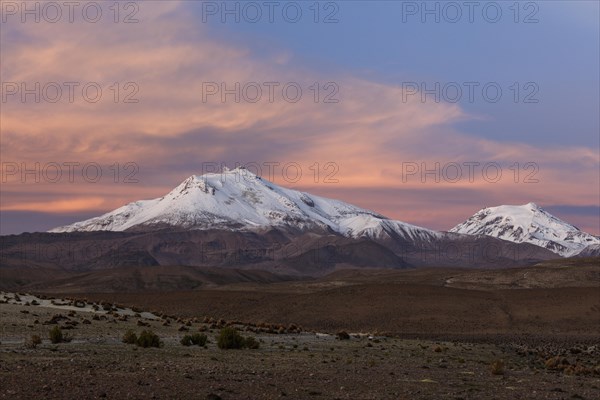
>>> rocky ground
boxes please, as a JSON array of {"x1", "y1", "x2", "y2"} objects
[{"x1": 1, "y1": 293, "x2": 599, "y2": 400}]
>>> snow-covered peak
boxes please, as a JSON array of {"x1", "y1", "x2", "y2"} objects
[
  {"x1": 450, "y1": 203, "x2": 599, "y2": 257},
  {"x1": 49, "y1": 169, "x2": 439, "y2": 242}
]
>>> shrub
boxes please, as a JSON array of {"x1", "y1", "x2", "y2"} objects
[
  {"x1": 26, "y1": 334, "x2": 42, "y2": 349},
  {"x1": 136, "y1": 330, "x2": 161, "y2": 348},
  {"x1": 545, "y1": 356, "x2": 569, "y2": 370},
  {"x1": 32, "y1": 334, "x2": 42, "y2": 345},
  {"x1": 122, "y1": 329, "x2": 138, "y2": 345},
  {"x1": 181, "y1": 333, "x2": 208, "y2": 347},
  {"x1": 491, "y1": 359, "x2": 505, "y2": 375},
  {"x1": 181, "y1": 335, "x2": 193, "y2": 346},
  {"x1": 49, "y1": 326, "x2": 63, "y2": 344},
  {"x1": 245, "y1": 336, "x2": 260, "y2": 349},
  {"x1": 217, "y1": 327, "x2": 245, "y2": 349},
  {"x1": 191, "y1": 333, "x2": 208, "y2": 346}
]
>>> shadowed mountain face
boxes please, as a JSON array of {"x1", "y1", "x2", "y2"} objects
[{"x1": 0, "y1": 227, "x2": 557, "y2": 292}]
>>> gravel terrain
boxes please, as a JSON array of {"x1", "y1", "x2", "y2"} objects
[{"x1": 1, "y1": 293, "x2": 599, "y2": 400}]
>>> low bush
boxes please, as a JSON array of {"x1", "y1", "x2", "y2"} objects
[
  {"x1": 136, "y1": 330, "x2": 162, "y2": 348},
  {"x1": 49, "y1": 326, "x2": 63, "y2": 344},
  {"x1": 244, "y1": 336, "x2": 260, "y2": 349},
  {"x1": 26, "y1": 334, "x2": 42, "y2": 349},
  {"x1": 181, "y1": 333, "x2": 208, "y2": 347},
  {"x1": 491, "y1": 359, "x2": 505, "y2": 375},
  {"x1": 217, "y1": 327, "x2": 245, "y2": 349},
  {"x1": 122, "y1": 329, "x2": 137, "y2": 344},
  {"x1": 191, "y1": 333, "x2": 208, "y2": 346},
  {"x1": 545, "y1": 356, "x2": 569, "y2": 370},
  {"x1": 181, "y1": 335, "x2": 193, "y2": 346},
  {"x1": 48, "y1": 326, "x2": 71, "y2": 344}
]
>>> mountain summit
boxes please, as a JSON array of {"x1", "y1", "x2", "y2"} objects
[
  {"x1": 450, "y1": 203, "x2": 599, "y2": 257},
  {"x1": 50, "y1": 167, "x2": 439, "y2": 242}
]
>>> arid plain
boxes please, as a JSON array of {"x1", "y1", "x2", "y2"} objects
[{"x1": 1, "y1": 258, "x2": 599, "y2": 399}]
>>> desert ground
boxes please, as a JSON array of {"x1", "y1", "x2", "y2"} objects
[{"x1": 1, "y1": 259, "x2": 599, "y2": 399}]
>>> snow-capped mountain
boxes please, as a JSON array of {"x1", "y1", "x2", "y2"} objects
[
  {"x1": 450, "y1": 203, "x2": 599, "y2": 257},
  {"x1": 50, "y1": 167, "x2": 440, "y2": 242}
]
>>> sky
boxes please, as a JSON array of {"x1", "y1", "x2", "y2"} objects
[{"x1": 1, "y1": 0, "x2": 599, "y2": 235}]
